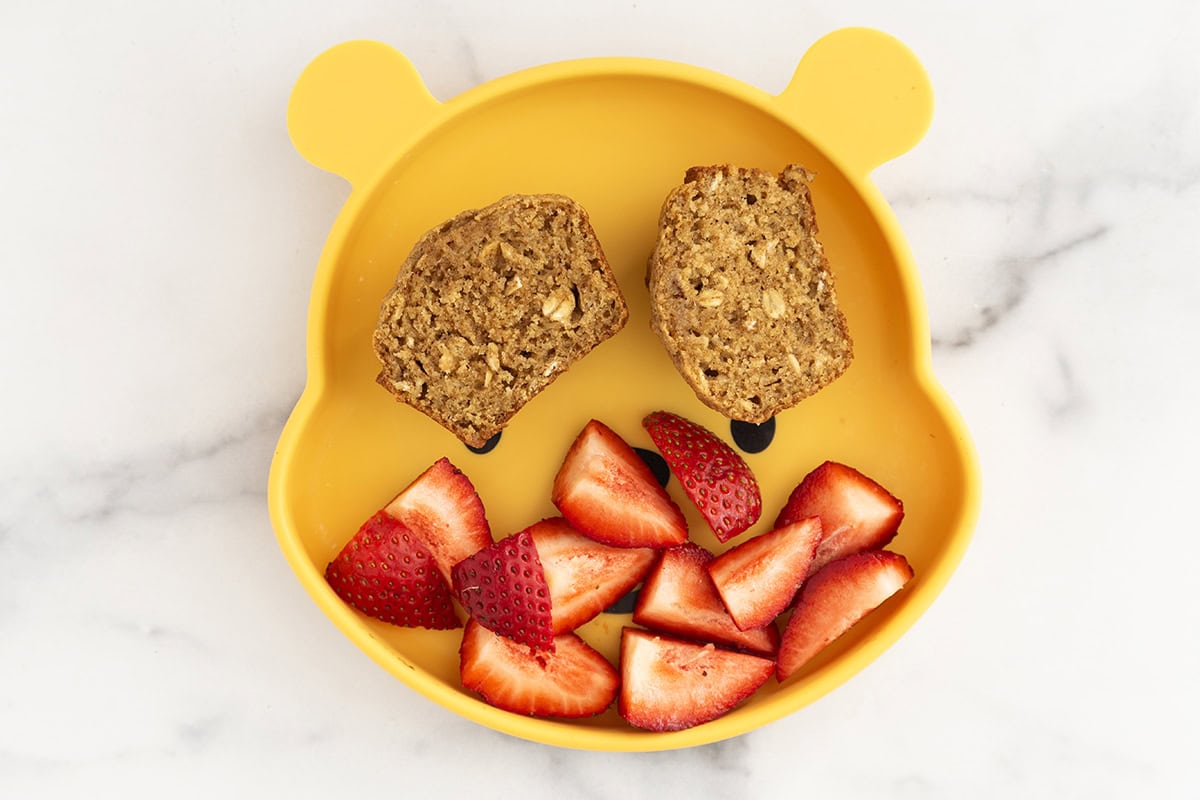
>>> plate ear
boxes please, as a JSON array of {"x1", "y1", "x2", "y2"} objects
[
  {"x1": 287, "y1": 41, "x2": 441, "y2": 186},
  {"x1": 775, "y1": 27, "x2": 933, "y2": 177}
]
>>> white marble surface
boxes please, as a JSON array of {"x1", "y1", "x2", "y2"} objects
[{"x1": 3, "y1": 1, "x2": 1198, "y2": 796}]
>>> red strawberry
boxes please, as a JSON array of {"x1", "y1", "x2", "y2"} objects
[
  {"x1": 451, "y1": 530, "x2": 554, "y2": 651},
  {"x1": 618, "y1": 628, "x2": 774, "y2": 732},
  {"x1": 633, "y1": 543, "x2": 779, "y2": 657},
  {"x1": 552, "y1": 419, "x2": 688, "y2": 548},
  {"x1": 325, "y1": 513, "x2": 460, "y2": 630},
  {"x1": 459, "y1": 619, "x2": 618, "y2": 718},
  {"x1": 707, "y1": 516, "x2": 823, "y2": 631},
  {"x1": 642, "y1": 411, "x2": 761, "y2": 542},
  {"x1": 774, "y1": 461, "x2": 904, "y2": 576},
  {"x1": 384, "y1": 457, "x2": 493, "y2": 586},
  {"x1": 525, "y1": 517, "x2": 656, "y2": 634},
  {"x1": 776, "y1": 550, "x2": 913, "y2": 681}
]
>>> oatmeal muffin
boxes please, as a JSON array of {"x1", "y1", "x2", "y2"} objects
[
  {"x1": 647, "y1": 165, "x2": 852, "y2": 422},
  {"x1": 373, "y1": 194, "x2": 628, "y2": 447}
]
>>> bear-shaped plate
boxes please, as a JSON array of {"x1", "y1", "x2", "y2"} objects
[{"x1": 268, "y1": 27, "x2": 981, "y2": 751}]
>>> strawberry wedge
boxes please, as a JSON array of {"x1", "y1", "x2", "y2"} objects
[
  {"x1": 384, "y1": 457, "x2": 493, "y2": 586},
  {"x1": 707, "y1": 516, "x2": 823, "y2": 632},
  {"x1": 776, "y1": 550, "x2": 913, "y2": 681},
  {"x1": 552, "y1": 419, "x2": 688, "y2": 548},
  {"x1": 633, "y1": 543, "x2": 779, "y2": 657},
  {"x1": 618, "y1": 628, "x2": 774, "y2": 732},
  {"x1": 642, "y1": 411, "x2": 762, "y2": 542},
  {"x1": 526, "y1": 517, "x2": 656, "y2": 634},
  {"x1": 325, "y1": 513, "x2": 461, "y2": 630},
  {"x1": 451, "y1": 530, "x2": 554, "y2": 651},
  {"x1": 459, "y1": 620, "x2": 618, "y2": 718},
  {"x1": 775, "y1": 461, "x2": 904, "y2": 576}
]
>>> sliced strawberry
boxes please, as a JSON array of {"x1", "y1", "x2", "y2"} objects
[
  {"x1": 325, "y1": 513, "x2": 460, "y2": 630},
  {"x1": 525, "y1": 517, "x2": 656, "y2": 634},
  {"x1": 383, "y1": 457, "x2": 493, "y2": 586},
  {"x1": 642, "y1": 411, "x2": 762, "y2": 542},
  {"x1": 459, "y1": 619, "x2": 618, "y2": 718},
  {"x1": 451, "y1": 530, "x2": 554, "y2": 651},
  {"x1": 552, "y1": 419, "x2": 688, "y2": 548},
  {"x1": 776, "y1": 550, "x2": 913, "y2": 681},
  {"x1": 618, "y1": 628, "x2": 774, "y2": 732},
  {"x1": 633, "y1": 543, "x2": 779, "y2": 657},
  {"x1": 707, "y1": 516, "x2": 823, "y2": 631},
  {"x1": 774, "y1": 461, "x2": 904, "y2": 576}
]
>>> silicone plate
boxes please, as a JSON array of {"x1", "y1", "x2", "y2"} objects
[{"x1": 268, "y1": 27, "x2": 981, "y2": 751}]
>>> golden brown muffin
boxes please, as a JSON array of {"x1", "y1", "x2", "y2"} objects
[
  {"x1": 647, "y1": 165, "x2": 852, "y2": 422},
  {"x1": 373, "y1": 194, "x2": 628, "y2": 448}
]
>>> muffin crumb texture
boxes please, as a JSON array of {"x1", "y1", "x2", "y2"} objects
[
  {"x1": 647, "y1": 164, "x2": 853, "y2": 422},
  {"x1": 373, "y1": 194, "x2": 628, "y2": 447}
]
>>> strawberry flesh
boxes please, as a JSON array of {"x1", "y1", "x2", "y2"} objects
[
  {"x1": 325, "y1": 513, "x2": 461, "y2": 630},
  {"x1": 707, "y1": 516, "x2": 823, "y2": 631},
  {"x1": 618, "y1": 628, "x2": 775, "y2": 732},
  {"x1": 459, "y1": 619, "x2": 618, "y2": 718},
  {"x1": 525, "y1": 517, "x2": 656, "y2": 634},
  {"x1": 774, "y1": 461, "x2": 904, "y2": 576},
  {"x1": 384, "y1": 457, "x2": 493, "y2": 586},
  {"x1": 552, "y1": 419, "x2": 688, "y2": 548},
  {"x1": 451, "y1": 529, "x2": 554, "y2": 651},
  {"x1": 642, "y1": 411, "x2": 761, "y2": 542},
  {"x1": 776, "y1": 550, "x2": 913, "y2": 681},
  {"x1": 634, "y1": 543, "x2": 779, "y2": 657}
]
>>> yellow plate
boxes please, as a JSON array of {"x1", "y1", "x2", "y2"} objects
[{"x1": 269, "y1": 27, "x2": 981, "y2": 751}]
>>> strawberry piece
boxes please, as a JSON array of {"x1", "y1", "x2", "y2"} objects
[
  {"x1": 525, "y1": 517, "x2": 656, "y2": 634},
  {"x1": 776, "y1": 550, "x2": 913, "y2": 681},
  {"x1": 642, "y1": 411, "x2": 762, "y2": 542},
  {"x1": 552, "y1": 419, "x2": 688, "y2": 548},
  {"x1": 451, "y1": 530, "x2": 554, "y2": 651},
  {"x1": 707, "y1": 517, "x2": 823, "y2": 631},
  {"x1": 459, "y1": 619, "x2": 618, "y2": 718},
  {"x1": 633, "y1": 543, "x2": 779, "y2": 657},
  {"x1": 325, "y1": 513, "x2": 460, "y2": 630},
  {"x1": 383, "y1": 457, "x2": 493, "y2": 586},
  {"x1": 618, "y1": 628, "x2": 774, "y2": 732},
  {"x1": 774, "y1": 461, "x2": 904, "y2": 576}
]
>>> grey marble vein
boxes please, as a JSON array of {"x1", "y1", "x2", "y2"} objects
[
  {"x1": 934, "y1": 225, "x2": 1109, "y2": 350},
  {"x1": 457, "y1": 34, "x2": 486, "y2": 88},
  {"x1": 1043, "y1": 350, "x2": 1086, "y2": 423},
  {"x1": 0, "y1": 405, "x2": 289, "y2": 552},
  {"x1": 176, "y1": 715, "x2": 226, "y2": 751}
]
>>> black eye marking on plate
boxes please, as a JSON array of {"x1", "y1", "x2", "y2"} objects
[
  {"x1": 604, "y1": 584, "x2": 642, "y2": 614},
  {"x1": 730, "y1": 417, "x2": 775, "y2": 453},
  {"x1": 466, "y1": 432, "x2": 502, "y2": 455},
  {"x1": 633, "y1": 447, "x2": 670, "y2": 488}
]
